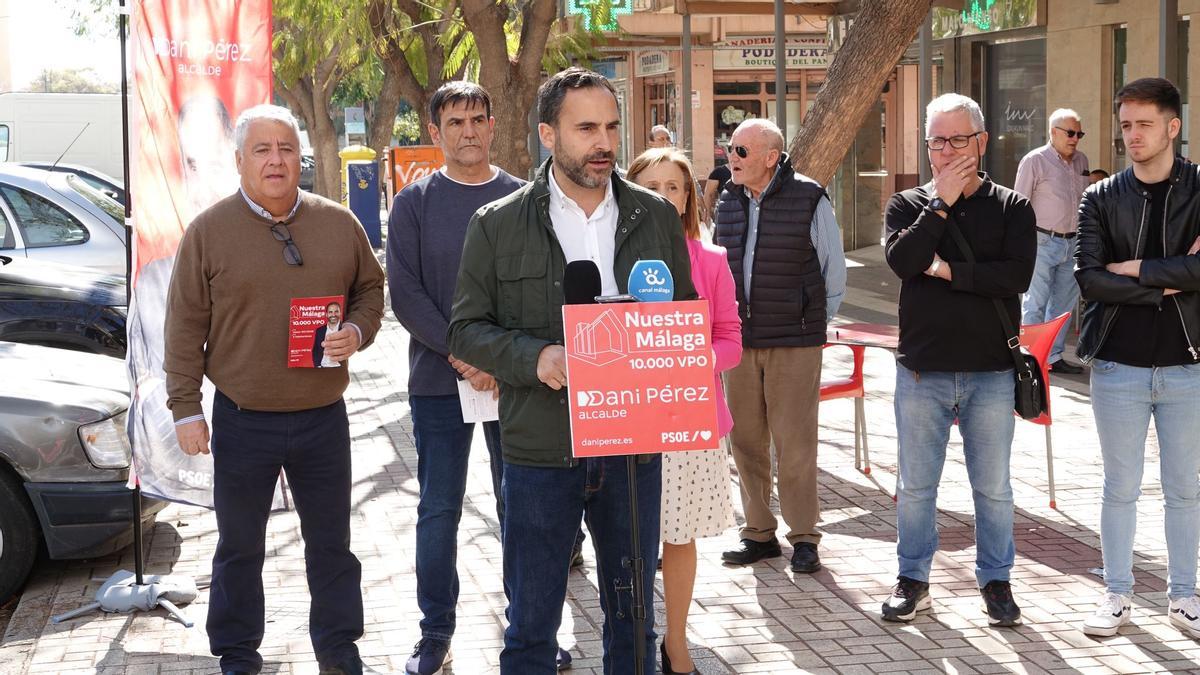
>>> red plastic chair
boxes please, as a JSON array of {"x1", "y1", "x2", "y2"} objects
[
  {"x1": 820, "y1": 343, "x2": 870, "y2": 473},
  {"x1": 1018, "y1": 311, "x2": 1071, "y2": 510}
]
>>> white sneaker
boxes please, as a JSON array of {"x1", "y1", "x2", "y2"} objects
[
  {"x1": 1081, "y1": 592, "x2": 1132, "y2": 637},
  {"x1": 1169, "y1": 595, "x2": 1200, "y2": 638}
]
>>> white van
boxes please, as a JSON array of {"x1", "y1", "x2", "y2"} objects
[{"x1": 0, "y1": 93, "x2": 125, "y2": 179}]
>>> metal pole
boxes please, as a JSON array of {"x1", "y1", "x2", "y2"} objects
[
  {"x1": 625, "y1": 455, "x2": 646, "y2": 675},
  {"x1": 774, "y1": 0, "x2": 786, "y2": 142},
  {"x1": 681, "y1": 14, "x2": 693, "y2": 156},
  {"x1": 918, "y1": 9, "x2": 933, "y2": 185},
  {"x1": 119, "y1": 0, "x2": 132, "y2": 303},
  {"x1": 118, "y1": 0, "x2": 144, "y2": 588}
]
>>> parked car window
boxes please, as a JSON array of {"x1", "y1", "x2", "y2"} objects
[
  {"x1": 66, "y1": 174, "x2": 125, "y2": 224},
  {"x1": 0, "y1": 125, "x2": 8, "y2": 162},
  {"x1": 0, "y1": 204, "x2": 13, "y2": 249},
  {"x1": 0, "y1": 185, "x2": 89, "y2": 247}
]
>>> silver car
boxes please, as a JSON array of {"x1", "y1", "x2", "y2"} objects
[
  {"x1": 0, "y1": 164, "x2": 126, "y2": 276},
  {"x1": 0, "y1": 342, "x2": 164, "y2": 603}
]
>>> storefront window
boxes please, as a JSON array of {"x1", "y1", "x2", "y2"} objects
[
  {"x1": 983, "y1": 38, "x2": 1046, "y2": 188},
  {"x1": 713, "y1": 101, "x2": 762, "y2": 165},
  {"x1": 714, "y1": 82, "x2": 761, "y2": 96},
  {"x1": 831, "y1": 99, "x2": 887, "y2": 251},
  {"x1": 764, "y1": 82, "x2": 803, "y2": 95}
]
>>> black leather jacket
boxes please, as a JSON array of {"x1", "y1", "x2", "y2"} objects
[{"x1": 1075, "y1": 158, "x2": 1200, "y2": 362}]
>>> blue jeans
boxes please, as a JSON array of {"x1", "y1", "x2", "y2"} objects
[
  {"x1": 1090, "y1": 359, "x2": 1200, "y2": 600},
  {"x1": 894, "y1": 364, "x2": 1016, "y2": 586},
  {"x1": 1021, "y1": 232, "x2": 1079, "y2": 363},
  {"x1": 501, "y1": 457, "x2": 661, "y2": 675},
  {"x1": 410, "y1": 395, "x2": 503, "y2": 641},
  {"x1": 208, "y1": 391, "x2": 362, "y2": 673}
]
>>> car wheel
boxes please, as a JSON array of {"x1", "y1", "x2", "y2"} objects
[{"x1": 0, "y1": 470, "x2": 39, "y2": 604}]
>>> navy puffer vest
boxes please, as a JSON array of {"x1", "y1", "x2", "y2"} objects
[{"x1": 715, "y1": 154, "x2": 828, "y2": 348}]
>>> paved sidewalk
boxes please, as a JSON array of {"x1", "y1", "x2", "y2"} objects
[{"x1": 3, "y1": 246, "x2": 1200, "y2": 673}]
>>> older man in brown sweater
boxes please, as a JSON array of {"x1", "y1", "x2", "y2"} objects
[{"x1": 164, "y1": 104, "x2": 384, "y2": 675}]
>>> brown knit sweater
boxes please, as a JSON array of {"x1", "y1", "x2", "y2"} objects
[{"x1": 164, "y1": 190, "x2": 385, "y2": 420}]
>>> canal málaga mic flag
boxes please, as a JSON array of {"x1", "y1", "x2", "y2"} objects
[{"x1": 126, "y1": 0, "x2": 272, "y2": 506}]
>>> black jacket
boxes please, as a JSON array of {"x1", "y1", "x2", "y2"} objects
[
  {"x1": 714, "y1": 154, "x2": 828, "y2": 348},
  {"x1": 1075, "y1": 158, "x2": 1200, "y2": 362},
  {"x1": 884, "y1": 176, "x2": 1036, "y2": 371}
]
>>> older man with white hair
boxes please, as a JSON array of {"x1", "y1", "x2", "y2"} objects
[
  {"x1": 714, "y1": 117, "x2": 846, "y2": 575},
  {"x1": 881, "y1": 93, "x2": 1035, "y2": 627},
  {"x1": 1015, "y1": 108, "x2": 1091, "y2": 374},
  {"x1": 165, "y1": 104, "x2": 385, "y2": 675}
]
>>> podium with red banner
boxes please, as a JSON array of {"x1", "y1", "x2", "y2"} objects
[{"x1": 563, "y1": 299, "x2": 718, "y2": 457}]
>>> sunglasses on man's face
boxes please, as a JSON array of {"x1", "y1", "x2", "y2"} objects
[
  {"x1": 1055, "y1": 126, "x2": 1085, "y2": 139},
  {"x1": 727, "y1": 144, "x2": 749, "y2": 159}
]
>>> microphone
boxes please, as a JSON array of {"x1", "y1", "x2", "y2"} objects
[
  {"x1": 564, "y1": 260, "x2": 602, "y2": 305},
  {"x1": 628, "y1": 260, "x2": 674, "y2": 303}
]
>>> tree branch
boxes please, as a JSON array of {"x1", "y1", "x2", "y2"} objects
[{"x1": 790, "y1": 0, "x2": 931, "y2": 185}]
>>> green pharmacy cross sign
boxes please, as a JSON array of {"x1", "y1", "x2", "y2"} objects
[
  {"x1": 961, "y1": 0, "x2": 998, "y2": 31},
  {"x1": 568, "y1": 0, "x2": 633, "y2": 32}
]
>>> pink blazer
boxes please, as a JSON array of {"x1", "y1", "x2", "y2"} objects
[{"x1": 687, "y1": 238, "x2": 742, "y2": 437}]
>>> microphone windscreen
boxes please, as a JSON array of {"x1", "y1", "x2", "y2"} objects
[
  {"x1": 563, "y1": 260, "x2": 602, "y2": 305},
  {"x1": 628, "y1": 259, "x2": 674, "y2": 303}
]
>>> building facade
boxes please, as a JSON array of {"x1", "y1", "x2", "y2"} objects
[{"x1": 594, "y1": 0, "x2": 1193, "y2": 251}]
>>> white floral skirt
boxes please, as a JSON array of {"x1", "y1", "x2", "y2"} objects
[{"x1": 659, "y1": 439, "x2": 736, "y2": 545}]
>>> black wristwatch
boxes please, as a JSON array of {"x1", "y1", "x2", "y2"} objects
[{"x1": 929, "y1": 196, "x2": 948, "y2": 213}]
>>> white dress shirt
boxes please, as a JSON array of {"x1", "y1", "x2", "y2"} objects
[{"x1": 548, "y1": 166, "x2": 620, "y2": 296}]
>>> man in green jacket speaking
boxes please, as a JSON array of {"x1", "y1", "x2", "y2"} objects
[{"x1": 448, "y1": 67, "x2": 696, "y2": 674}]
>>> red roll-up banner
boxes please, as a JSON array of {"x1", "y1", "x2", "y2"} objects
[{"x1": 126, "y1": 0, "x2": 272, "y2": 506}]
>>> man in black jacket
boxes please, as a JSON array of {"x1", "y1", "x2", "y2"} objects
[
  {"x1": 714, "y1": 118, "x2": 846, "y2": 574},
  {"x1": 1075, "y1": 77, "x2": 1200, "y2": 639},
  {"x1": 881, "y1": 93, "x2": 1035, "y2": 628}
]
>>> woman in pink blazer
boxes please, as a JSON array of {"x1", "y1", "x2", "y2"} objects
[{"x1": 628, "y1": 148, "x2": 742, "y2": 675}]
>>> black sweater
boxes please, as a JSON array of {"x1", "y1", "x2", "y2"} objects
[{"x1": 884, "y1": 177, "x2": 1036, "y2": 372}]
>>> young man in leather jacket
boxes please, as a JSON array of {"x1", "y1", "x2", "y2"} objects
[{"x1": 1075, "y1": 77, "x2": 1200, "y2": 639}]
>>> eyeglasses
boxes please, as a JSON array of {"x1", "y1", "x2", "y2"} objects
[
  {"x1": 1055, "y1": 126, "x2": 1086, "y2": 139},
  {"x1": 727, "y1": 144, "x2": 749, "y2": 159},
  {"x1": 270, "y1": 223, "x2": 303, "y2": 266},
  {"x1": 925, "y1": 132, "x2": 983, "y2": 151}
]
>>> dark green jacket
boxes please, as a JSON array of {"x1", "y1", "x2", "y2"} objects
[{"x1": 448, "y1": 158, "x2": 698, "y2": 467}]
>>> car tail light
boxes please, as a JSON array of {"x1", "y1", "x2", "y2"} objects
[{"x1": 78, "y1": 411, "x2": 131, "y2": 469}]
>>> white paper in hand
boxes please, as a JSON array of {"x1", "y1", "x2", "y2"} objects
[{"x1": 457, "y1": 379, "x2": 499, "y2": 423}]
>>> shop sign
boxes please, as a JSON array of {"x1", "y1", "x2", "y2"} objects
[
  {"x1": 932, "y1": 0, "x2": 1038, "y2": 39},
  {"x1": 637, "y1": 50, "x2": 670, "y2": 77},
  {"x1": 713, "y1": 35, "x2": 828, "y2": 70}
]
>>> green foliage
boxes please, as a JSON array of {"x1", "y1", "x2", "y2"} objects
[
  {"x1": 30, "y1": 67, "x2": 119, "y2": 94},
  {"x1": 333, "y1": 57, "x2": 384, "y2": 110},
  {"x1": 272, "y1": 0, "x2": 373, "y2": 91},
  {"x1": 543, "y1": 23, "x2": 605, "y2": 73},
  {"x1": 56, "y1": 0, "x2": 116, "y2": 38},
  {"x1": 394, "y1": 108, "x2": 421, "y2": 144}
]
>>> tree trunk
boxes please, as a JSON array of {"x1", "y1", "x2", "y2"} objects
[
  {"x1": 276, "y1": 71, "x2": 343, "y2": 201},
  {"x1": 368, "y1": 74, "x2": 404, "y2": 156},
  {"x1": 789, "y1": 1, "x2": 932, "y2": 186},
  {"x1": 464, "y1": 0, "x2": 558, "y2": 179}
]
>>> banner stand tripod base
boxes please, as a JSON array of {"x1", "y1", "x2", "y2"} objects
[{"x1": 49, "y1": 569, "x2": 199, "y2": 626}]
